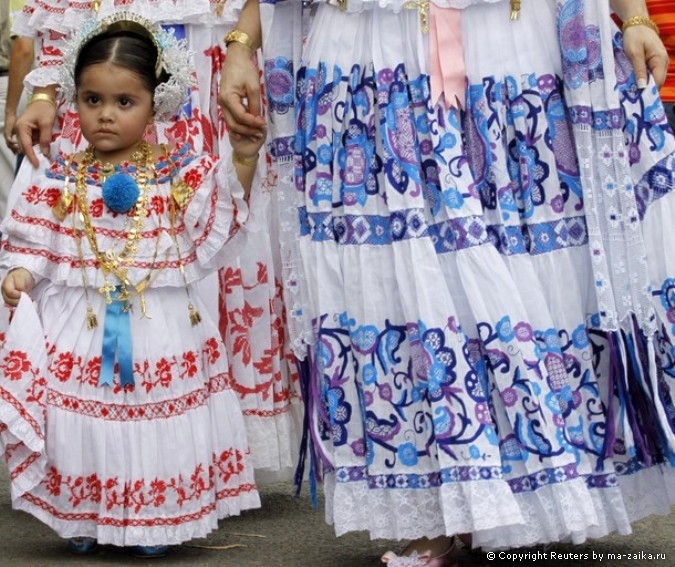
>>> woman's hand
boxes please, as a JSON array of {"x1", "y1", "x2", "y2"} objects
[
  {"x1": 218, "y1": 0, "x2": 266, "y2": 140},
  {"x1": 622, "y1": 24, "x2": 669, "y2": 89},
  {"x1": 2, "y1": 268, "x2": 35, "y2": 307},
  {"x1": 219, "y1": 41, "x2": 267, "y2": 140},
  {"x1": 4, "y1": 112, "x2": 20, "y2": 155},
  {"x1": 611, "y1": 0, "x2": 669, "y2": 89},
  {"x1": 15, "y1": 94, "x2": 57, "y2": 167}
]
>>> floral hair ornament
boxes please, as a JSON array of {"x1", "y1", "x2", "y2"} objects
[{"x1": 59, "y1": 11, "x2": 194, "y2": 121}]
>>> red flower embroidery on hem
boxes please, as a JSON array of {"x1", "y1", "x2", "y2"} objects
[{"x1": 2, "y1": 350, "x2": 31, "y2": 380}]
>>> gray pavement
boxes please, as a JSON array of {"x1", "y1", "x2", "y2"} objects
[{"x1": 2, "y1": 463, "x2": 675, "y2": 566}]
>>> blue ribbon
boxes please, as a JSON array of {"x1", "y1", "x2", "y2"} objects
[{"x1": 98, "y1": 287, "x2": 135, "y2": 388}]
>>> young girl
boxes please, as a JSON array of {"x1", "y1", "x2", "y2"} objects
[
  {"x1": 0, "y1": 12, "x2": 263, "y2": 557},
  {"x1": 12, "y1": 0, "x2": 302, "y2": 480}
]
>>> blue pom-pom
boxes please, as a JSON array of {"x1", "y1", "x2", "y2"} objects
[{"x1": 102, "y1": 173, "x2": 140, "y2": 214}]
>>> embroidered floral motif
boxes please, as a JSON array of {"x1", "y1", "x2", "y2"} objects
[
  {"x1": 2, "y1": 350, "x2": 33, "y2": 381},
  {"x1": 41, "y1": 449, "x2": 248, "y2": 511}
]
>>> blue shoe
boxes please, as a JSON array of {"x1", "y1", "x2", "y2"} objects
[
  {"x1": 131, "y1": 545, "x2": 169, "y2": 558},
  {"x1": 68, "y1": 537, "x2": 98, "y2": 555}
]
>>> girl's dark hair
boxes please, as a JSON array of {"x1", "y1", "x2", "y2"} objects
[{"x1": 74, "y1": 31, "x2": 170, "y2": 95}]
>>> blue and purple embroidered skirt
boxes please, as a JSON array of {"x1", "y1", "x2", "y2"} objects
[{"x1": 263, "y1": 0, "x2": 675, "y2": 548}]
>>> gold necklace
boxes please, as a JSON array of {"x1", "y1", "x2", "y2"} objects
[
  {"x1": 73, "y1": 141, "x2": 158, "y2": 314},
  {"x1": 69, "y1": 142, "x2": 202, "y2": 327}
]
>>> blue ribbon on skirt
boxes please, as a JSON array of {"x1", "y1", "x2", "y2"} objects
[{"x1": 98, "y1": 286, "x2": 135, "y2": 388}]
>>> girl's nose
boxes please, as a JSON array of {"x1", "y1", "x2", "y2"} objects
[{"x1": 99, "y1": 105, "x2": 114, "y2": 121}]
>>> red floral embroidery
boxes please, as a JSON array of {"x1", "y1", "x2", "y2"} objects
[
  {"x1": 149, "y1": 479, "x2": 167, "y2": 507},
  {"x1": 44, "y1": 188, "x2": 61, "y2": 207},
  {"x1": 181, "y1": 351, "x2": 198, "y2": 378},
  {"x1": 83, "y1": 357, "x2": 101, "y2": 387},
  {"x1": 85, "y1": 474, "x2": 103, "y2": 504},
  {"x1": 156, "y1": 358, "x2": 173, "y2": 388},
  {"x1": 203, "y1": 338, "x2": 220, "y2": 365},
  {"x1": 183, "y1": 168, "x2": 203, "y2": 190},
  {"x1": 60, "y1": 110, "x2": 83, "y2": 148},
  {"x1": 90, "y1": 197, "x2": 104, "y2": 218},
  {"x1": 51, "y1": 351, "x2": 76, "y2": 382},
  {"x1": 2, "y1": 350, "x2": 31, "y2": 380},
  {"x1": 218, "y1": 266, "x2": 243, "y2": 296},
  {"x1": 40, "y1": 450, "x2": 248, "y2": 513},
  {"x1": 165, "y1": 120, "x2": 189, "y2": 149},
  {"x1": 229, "y1": 302, "x2": 264, "y2": 366},
  {"x1": 150, "y1": 195, "x2": 166, "y2": 216},
  {"x1": 23, "y1": 185, "x2": 61, "y2": 207},
  {"x1": 45, "y1": 466, "x2": 62, "y2": 496}
]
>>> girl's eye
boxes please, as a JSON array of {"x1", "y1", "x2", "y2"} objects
[
  {"x1": 87, "y1": 95, "x2": 100, "y2": 104},
  {"x1": 119, "y1": 98, "x2": 131, "y2": 107}
]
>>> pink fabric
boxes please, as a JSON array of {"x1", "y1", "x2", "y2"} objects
[{"x1": 429, "y1": 6, "x2": 465, "y2": 109}]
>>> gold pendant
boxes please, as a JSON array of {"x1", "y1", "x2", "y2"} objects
[
  {"x1": 86, "y1": 306, "x2": 98, "y2": 329},
  {"x1": 188, "y1": 303, "x2": 202, "y2": 327},
  {"x1": 53, "y1": 191, "x2": 73, "y2": 222},
  {"x1": 510, "y1": 0, "x2": 521, "y2": 20},
  {"x1": 99, "y1": 282, "x2": 116, "y2": 304},
  {"x1": 171, "y1": 179, "x2": 193, "y2": 210},
  {"x1": 403, "y1": 0, "x2": 430, "y2": 34},
  {"x1": 140, "y1": 293, "x2": 151, "y2": 319}
]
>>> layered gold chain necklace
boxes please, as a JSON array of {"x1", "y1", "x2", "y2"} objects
[
  {"x1": 63, "y1": 141, "x2": 202, "y2": 329},
  {"x1": 72, "y1": 141, "x2": 158, "y2": 327}
]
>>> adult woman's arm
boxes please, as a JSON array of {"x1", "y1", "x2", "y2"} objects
[
  {"x1": 218, "y1": 0, "x2": 266, "y2": 139},
  {"x1": 4, "y1": 36, "x2": 34, "y2": 155},
  {"x1": 15, "y1": 84, "x2": 57, "y2": 167},
  {"x1": 611, "y1": 0, "x2": 669, "y2": 88}
]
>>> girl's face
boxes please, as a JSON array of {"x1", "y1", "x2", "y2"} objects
[{"x1": 76, "y1": 61, "x2": 154, "y2": 164}]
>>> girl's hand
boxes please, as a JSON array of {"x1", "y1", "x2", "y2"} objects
[{"x1": 2, "y1": 268, "x2": 35, "y2": 307}]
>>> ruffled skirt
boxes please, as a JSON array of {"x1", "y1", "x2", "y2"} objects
[{"x1": 0, "y1": 286, "x2": 260, "y2": 546}]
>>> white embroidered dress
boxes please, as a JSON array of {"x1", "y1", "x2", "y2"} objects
[
  {"x1": 12, "y1": 0, "x2": 302, "y2": 475},
  {"x1": 0, "y1": 145, "x2": 261, "y2": 545}
]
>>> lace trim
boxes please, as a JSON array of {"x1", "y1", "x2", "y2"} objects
[{"x1": 324, "y1": 466, "x2": 675, "y2": 548}]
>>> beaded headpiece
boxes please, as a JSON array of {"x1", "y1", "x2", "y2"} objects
[{"x1": 59, "y1": 12, "x2": 194, "y2": 121}]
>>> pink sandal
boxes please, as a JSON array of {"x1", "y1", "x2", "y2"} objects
[{"x1": 381, "y1": 536, "x2": 459, "y2": 567}]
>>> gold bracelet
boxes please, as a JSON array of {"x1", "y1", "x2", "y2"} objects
[
  {"x1": 28, "y1": 92, "x2": 57, "y2": 108},
  {"x1": 224, "y1": 29, "x2": 255, "y2": 50},
  {"x1": 622, "y1": 15, "x2": 659, "y2": 35},
  {"x1": 232, "y1": 151, "x2": 259, "y2": 167}
]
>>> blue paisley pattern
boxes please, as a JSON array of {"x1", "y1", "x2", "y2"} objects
[{"x1": 262, "y1": 0, "x2": 675, "y2": 548}]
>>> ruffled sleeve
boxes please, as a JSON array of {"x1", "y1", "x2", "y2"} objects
[
  {"x1": 178, "y1": 149, "x2": 266, "y2": 274},
  {"x1": 0, "y1": 152, "x2": 66, "y2": 279}
]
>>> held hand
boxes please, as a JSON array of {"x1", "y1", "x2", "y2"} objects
[
  {"x1": 229, "y1": 125, "x2": 266, "y2": 161},
  {"x1": 622, "y1": 26, "x2": 669, "y2": 89},
  {"x1": 219, "y1": 42, "x2": 266, "y2": 139},
  {"x1": 15, "y1": 99, "x2": 57, "y2": 168},
  {"x1": 1, "y1": 268, "x2": 35, "y2": 307},
  {"x1": 3, "y1": 114, "x2": 20, "y2": 155}
]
